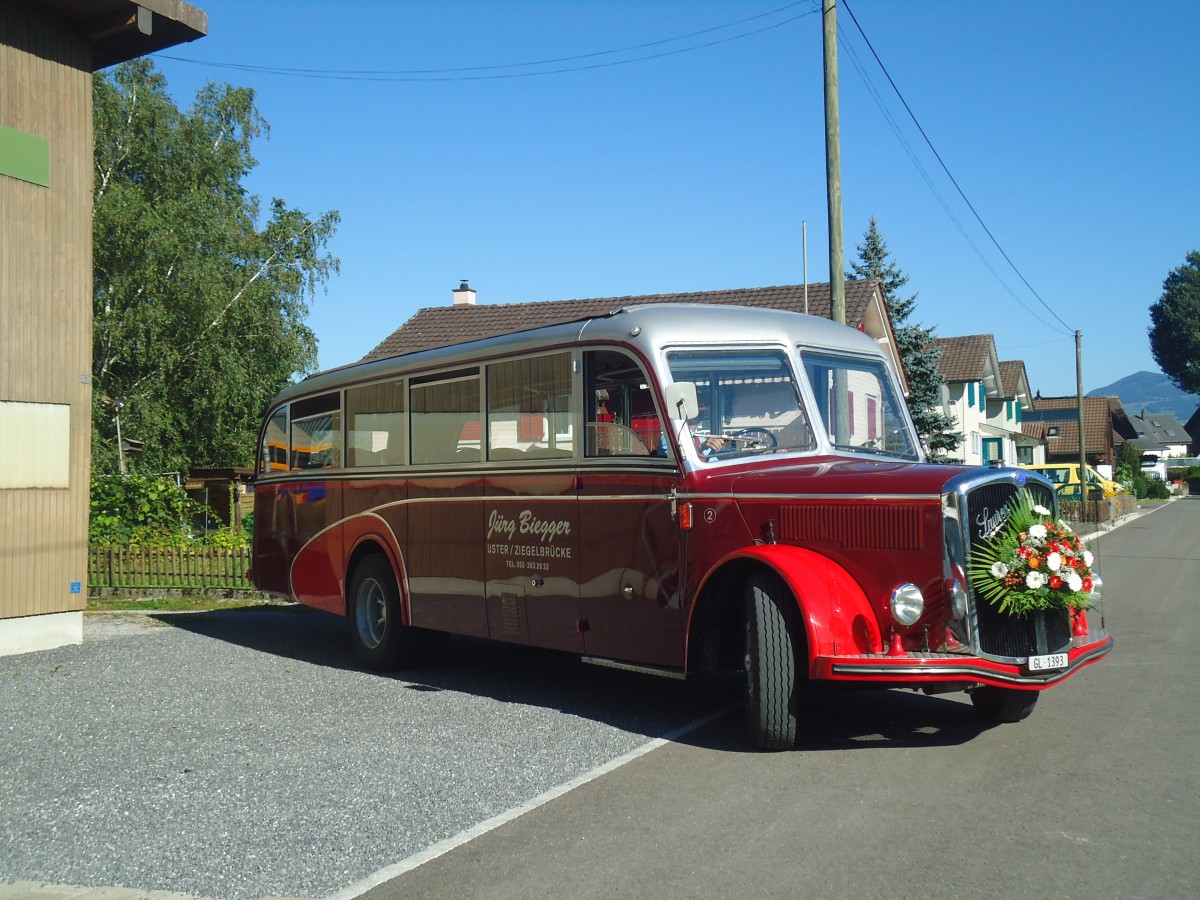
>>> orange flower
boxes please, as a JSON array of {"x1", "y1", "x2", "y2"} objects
[{"x1": 1028, "y1": 555, "x2": 1041, "y2": 569}]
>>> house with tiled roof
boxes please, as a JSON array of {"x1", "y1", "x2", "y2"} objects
[
  {"x1": 931, "y1": 334, "x2": 1029, "y2": 466},
  {"x1": 1121, "y1": 408, "x2": 1191, "y2": 462},
  {"x1": 1022, "y1": 395, "x2": 1123, "y2": 472},
  {"x1": 996, "y1": 360, "x2": 1044, "y2": 466},
  {"x1": 363, "y1": 280, "x2": 907, "y2": 387}
]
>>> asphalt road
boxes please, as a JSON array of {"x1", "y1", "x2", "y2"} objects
[
  {"x1": 2, "y1": 498, "x2": 1197, "y2": 899},
  {"x1": 363, "y1": 496, "x2": 1200, "y2": 900}
]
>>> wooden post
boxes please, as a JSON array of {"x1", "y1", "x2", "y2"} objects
[
  {"x1": 822, "y1": 0, "x2": 845, "y2": 326},
  {"x1": 1076, "y1": 330, "x2": 1088, "y2": 499}
]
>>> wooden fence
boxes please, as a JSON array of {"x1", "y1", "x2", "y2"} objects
[
  {"x1": 1058, "y1": 492, "x2": 1138, "y2": 524},
  {"x1": 88, "y1": 545, "x2": 253, "y2": 591}
]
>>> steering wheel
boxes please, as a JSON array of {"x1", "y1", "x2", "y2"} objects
[{"x1": 726, "y1": 428, "x2": 777, "y2": 449}]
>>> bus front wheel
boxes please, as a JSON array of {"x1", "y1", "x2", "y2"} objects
[
  {"x1": 970, "y1": 686, "x2": 1039, "y2": 723},
  {"x1": 744, "y1": 571, "x2": 803, "y2": 751},
  {"x1": 349, "y1": 554, "x2": 421, "y2": 670}
]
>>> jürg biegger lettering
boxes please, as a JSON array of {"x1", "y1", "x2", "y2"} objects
[
  {"x1": 487, "y1": 509, "x2": 573, "y2": 568},
  {"x1": 486, "y1": 509, "x2": 571, "y2": 543}
]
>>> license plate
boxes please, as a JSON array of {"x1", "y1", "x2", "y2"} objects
[{"x1": 1028, "y1": 652, "x2": 1068, "y2": 672}]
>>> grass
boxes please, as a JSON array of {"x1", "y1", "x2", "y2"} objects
[{"x1": 87, "y1": 593, "x2": 292, "y2": 613}]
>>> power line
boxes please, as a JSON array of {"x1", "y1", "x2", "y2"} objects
[
  {"x1": 836, "y1": 26, "x2": 1064, "y2": 334},
  {"x1": 157, "y1": 3, "x2": 816, "y2": 82},
  {"x1": 840, "y1": 0, "x2": 1075, "y2": 335}
]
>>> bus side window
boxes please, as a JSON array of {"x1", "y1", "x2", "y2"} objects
[
  {"x1": 487, "y1": 352, "x2": 574, "y2": 460},
  {"x1": 585, "y1": 350, "x2": 662, "y2": 458},
  {"x1": 290, "y1": 393, "x2": 341, "y2": 471},
  {"x1": 410, "y1": 370, "x2": 481, "y2": 465},
  {"x1": 347, "y1": 379, "x2": 405, "y2": 467},
  {"x1": 260, "y1": 407, "x2": 288, "y2": 474}
]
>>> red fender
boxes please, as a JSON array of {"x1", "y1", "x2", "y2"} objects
[
  {"x1": 290, "y1": 527, "x2": 343, "y2": 615},
  {"x1": 699, "y1": 544, "x2": 884, "y2": 666},
  {"x1": 294, "y1": 513, "x2": 409, "y2": 620}
]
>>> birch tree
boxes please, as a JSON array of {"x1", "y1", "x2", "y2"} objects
[{"x1": 92, "y1": 60, "x2": 339, "y2": 473}]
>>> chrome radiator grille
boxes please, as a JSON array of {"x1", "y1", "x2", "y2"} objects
[{"x1": 965, "y1": 480, "x2": 1071, "y2": 658}]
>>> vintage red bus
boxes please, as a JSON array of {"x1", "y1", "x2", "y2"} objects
[{"x1": 252, "y1": 304, "x2": 1112, "y2": 750}]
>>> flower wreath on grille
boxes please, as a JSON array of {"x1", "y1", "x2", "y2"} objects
[{"x1": 968, "y1": 489, "x2": 1096, "y2": 617}]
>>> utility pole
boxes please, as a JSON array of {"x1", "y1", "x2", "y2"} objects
[
  {"x1": 114, "y1": 400, "x2": 127, "y2": 476},
  {"x1": 822, "y1": 0, "x2": 850, "y2": 443},
  {"x1": 822, "y1": 0, "x2": 845, "y2": 325},
  {"x1": 802, "y1": 220, "x2": 809, "y2": 314},
  {"x1": 1076, "y1": 330, "x2": 1088, "y2": 499}
]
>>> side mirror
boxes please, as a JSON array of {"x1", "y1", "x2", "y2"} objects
[{"x1": 663, "y1": 382, "x2": 698, "y2": 421}]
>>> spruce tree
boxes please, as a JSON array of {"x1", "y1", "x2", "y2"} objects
[{"x1": 849, "y1": 218, "x2": 961, "y2": 462}]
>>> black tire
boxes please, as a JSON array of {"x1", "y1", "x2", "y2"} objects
[
  {"x1": 348, "y1": 554, "x2": 421, "y2": 671},
  {"x1": 970, "y1": 686, "x2": 1039, "y2": 723},
  {"x1": 744, "y1": 571, "x2": 804, "y2": 751}
]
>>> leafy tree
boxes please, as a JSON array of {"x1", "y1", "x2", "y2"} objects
[
  {"x1": 1148, "y1": 251, "x2": 1200, "y2": 395},
  {"x1": 849, "y1": 218, "x2": 961, "y2": 461},
  {"x1": 92, "y1": 60, "x2": 340, "y2": 474}
]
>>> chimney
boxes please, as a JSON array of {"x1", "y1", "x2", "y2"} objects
[{"x1": 452, "y1": 280, "x2": 476, "y2": 306}]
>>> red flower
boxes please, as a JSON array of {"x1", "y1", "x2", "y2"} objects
[
  {"x1": 1082, "y1": 576, "x2": 1093, "y2": 592},
  {"x1": 1049, "y1": 575, "x2": 1063, "y2": 589}
]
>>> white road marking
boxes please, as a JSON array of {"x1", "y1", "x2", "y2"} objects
[{"x1": 327, "y1": 704, "x2": 738, "y2": 900}]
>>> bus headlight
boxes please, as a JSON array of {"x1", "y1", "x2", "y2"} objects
[
  {"x1": 1089, "y1": 573, "x2": 1103, "y2": 602},
  {"x1": 890, "y1": 583, "x2": 925, "y2": 626}
]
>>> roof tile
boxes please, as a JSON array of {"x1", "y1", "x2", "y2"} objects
[{"x1": 930, "y1": 334, "x2": 995, "y2": 382}]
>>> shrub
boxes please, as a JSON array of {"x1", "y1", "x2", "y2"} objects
[
  {"x1": 204, "y1": 526, "x2": 251, "y2": 549},
  {"x1": 1144, "y1": 477, "x2": 1171, "y2": 500},
  {"x1": 90, "y1": 475, "x2": 206, "y2": 546}
]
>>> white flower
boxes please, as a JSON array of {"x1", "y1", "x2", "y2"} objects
[
  {"x1": 1028, "y1": 523, "x2": 1048, "y2": 542},
  {"x1": 990, "y1": 561, "x2": 1009, "y2": 578},
  {"x1": 1046, "y1": 552, "x2": 1063, "y2": 572},
  {"x1": 1033, "y1": 505, "x2": 1051, "y2": 516},
  {"x1": 1026, "y1": 571, "x2": 1047, "y2": 590},
  {"x1": 1066, "y1": 572, "x2": 1084, "y2": 592},
  {"x1": 1082, "y1": 550, "x2": 1094, "y2": 567}
]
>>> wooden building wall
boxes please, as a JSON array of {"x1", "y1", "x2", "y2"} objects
[{"x1": 0, "y1": 5, "x2": 93, "y2": 634}]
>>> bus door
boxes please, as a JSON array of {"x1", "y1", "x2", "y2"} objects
[
  {"x1": 577, "y1": 350, "x2": 684, "y2": 668},
  {"x1": 405, "y1": 370, "x2": 488, "y2": 637},
  {"x1": 484, "y1": 476, "x2": 581, "y2": 652},
  {"x1": 482, "y1": 352, "x2": 582, "y2": 652}
]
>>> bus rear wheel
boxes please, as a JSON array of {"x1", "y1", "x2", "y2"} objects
[
  {"x1": 970, "y1": 686, "x2": 1039, "y2": 723},
  {"x1": 349, "y1": 554, "x2": 421, "y2": 670},
  {"x1": 744, "y1": 571, "x2": 803, "y2": 751}
]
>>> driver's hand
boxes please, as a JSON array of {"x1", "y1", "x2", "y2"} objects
[{"x1": 703, "y1": 435, "x2": 726, "y2": 453}]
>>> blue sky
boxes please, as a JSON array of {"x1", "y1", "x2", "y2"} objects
[{"x1": 148, "y1": 0, "x2": 1198, "y2": 397}]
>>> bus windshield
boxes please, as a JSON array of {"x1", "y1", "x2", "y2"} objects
[
  {"x1": 801, "y1": 350, "x2": 919, "y2": 461},
  {"x1": 665, "y1": 349, "x2": 816, "y2": 458}
]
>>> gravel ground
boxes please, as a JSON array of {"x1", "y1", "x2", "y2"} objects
[{"x1": 0, "y1": 609, "x2": 733, "y2": 899}]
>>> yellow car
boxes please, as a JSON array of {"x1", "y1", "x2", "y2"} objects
[{"x1": 1019, "y1": 463, "x2": 1121, "y2": 498}]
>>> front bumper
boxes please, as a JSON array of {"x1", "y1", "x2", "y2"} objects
[{"x1": 811, "y1": 627, "x2": 1113, "y2": 690}]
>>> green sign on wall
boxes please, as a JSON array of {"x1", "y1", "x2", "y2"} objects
[{"x1": 0, "y1": 124, "x2": 51, "y2": 187}]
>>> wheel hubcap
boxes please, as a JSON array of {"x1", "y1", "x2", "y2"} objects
[{"x1": 355, "y1": 578, "x2": 388, "y2": 649}]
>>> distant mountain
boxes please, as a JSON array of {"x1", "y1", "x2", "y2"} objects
[{"x1": 1088, "y1": 371, "x2": 1200, "y2": 422}]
